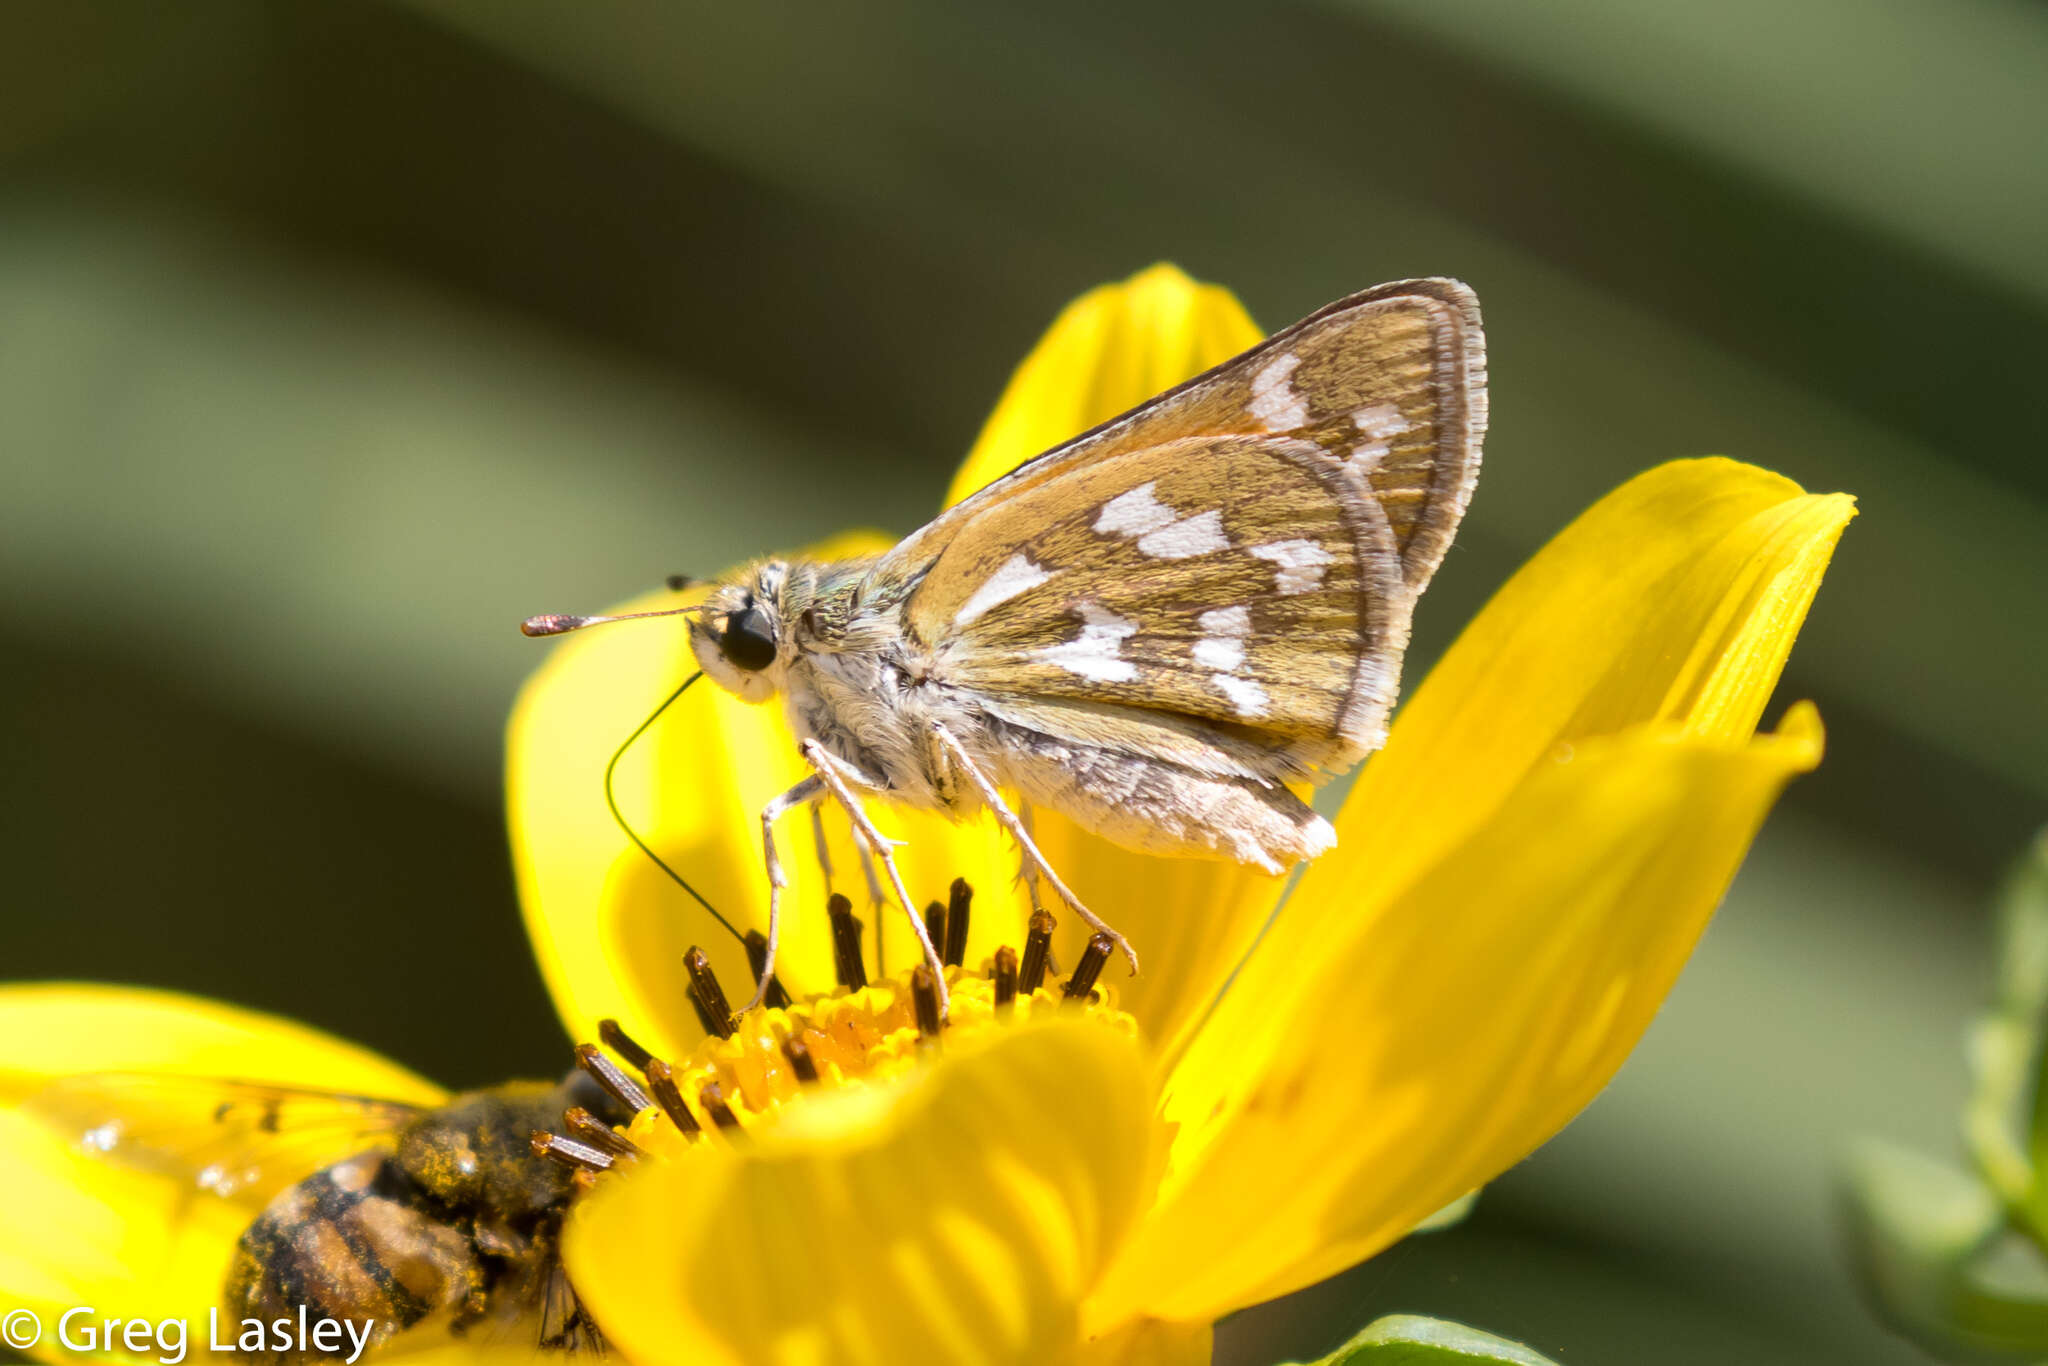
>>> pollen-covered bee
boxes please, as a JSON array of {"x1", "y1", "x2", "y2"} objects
[{"x1": 31, "y1": 1067, "x2": 626, "y2": 1360}]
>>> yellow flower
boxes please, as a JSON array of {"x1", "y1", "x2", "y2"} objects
[
  {"x1": 506, "y1": 265, "x2": 1854, "y2": 1364},
  {"x1": 0, "y1": 266, "x2": 1853, "y2": 1366}
]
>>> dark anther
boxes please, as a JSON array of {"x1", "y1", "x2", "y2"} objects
[
  {"x1": 992, "y1": 945, "x2": 1019, "y2": 1011},
  {"x1": 531, "y1": 1131, "x2": 614, "y2": 1173},
  {"x1": 685, "y1": 946, "x2": 736, "y2": 1039},
  {"x1": 700, "y1": 1081, "x2": 742, "y2": 1131},
  {"x1": 781, "y1": 1037, "x2": 819, "y2": 1083},
  {"x1": 644, "y1": 1058, "x2": 701, "y2": 1135},
  {"x1": 563, "y1": 1107, "x2": 642, "y2": 1161},
  {"x1": 743, "y1": 930, "x2": 794, "y2": 1010},
  {"x1": 828, "y1": 894, "x2": 868, "y2": 990},
  {"x1": 597, "y1": 1019, "x2": 654, "y2": 1074},
  {"x1": 911, "y1": 964, "x2": 944, "y2": 1040},
  {"x1": 1019, "y1": 910, "x2": 1056, "y2": 994},
  {"x1": 924, "y1": 901, "x2": 947, "y2": 959},
  {"x1": 944, "y1": 878, "x2": 972, "y2": 968},
  {"x1": 1064, "y1": 933, "x2": 1115, "y2": 1001},
  {"x1": 574, "y1": 1043, "x2": 653, "y2": 1115},
  {"x1": 666, "y1": 573, "x2": 694, "y2": 591}
]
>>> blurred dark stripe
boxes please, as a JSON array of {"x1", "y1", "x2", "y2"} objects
[{"x1": 0, "y1": 624, "x2": 562, "y2": 1090}]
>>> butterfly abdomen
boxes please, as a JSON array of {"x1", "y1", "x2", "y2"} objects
[{"x1": 986, "y1": 717, "x2": 1332, "y2": 873}]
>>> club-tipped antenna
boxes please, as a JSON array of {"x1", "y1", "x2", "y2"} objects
[{"x1": 522, "y1": 604, "x2": 704, "y2": 638}]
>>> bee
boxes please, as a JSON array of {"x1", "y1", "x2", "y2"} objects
[
  {"x1": 31, "y1": 1068, "x2": 625, "y2": 1360},
  {"x1": 527, "y1": 280, "x2": 1486, "y2": 1014}
]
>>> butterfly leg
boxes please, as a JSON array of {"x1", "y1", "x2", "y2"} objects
[
  {"x1": 813, "y1": 790, "x2": 889, "y2": 917},
  {"x1": 1014, "y1": 802, "x2": 1060, "y2": 977},
  {"x1": 929, "y1": 722, "x2": 1140, "y2": 976},
  {"x1": 799, "y1": 738, "x2": 951, "y2": 1019},
  {"x1": 750, "y1": 774, "x2": 827, "y2": 1015},
  {"x1": 809, "y1": 799, "x2": 835, "y2": 888}
]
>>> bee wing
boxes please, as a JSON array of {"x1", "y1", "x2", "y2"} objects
[
  {"x1": 894, "y1": 280, "x2": 1485, "y2": 775},
  {"x1": 27, "y1": 1073, "x2": 424, "y2": 1207}
]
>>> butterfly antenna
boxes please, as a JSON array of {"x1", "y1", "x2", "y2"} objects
[
  {"x1": 603, "y1": 672, "x2": 746, "y2": 948},
  {"x1": 523, "y1": 604, "x2": 703, "y2": 637}
]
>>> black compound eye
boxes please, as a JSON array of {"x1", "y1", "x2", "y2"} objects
[{"x1": 719, "y1": 607, "x2": 778, "y2": 672}]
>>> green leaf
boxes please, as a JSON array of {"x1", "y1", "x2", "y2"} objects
[
  {"x1": 1286, "y1": 1314, "x2": 1561, "y2": 1365},
  {"x1": 1965, "y1": 830, "x2": 2048, "y2": 1215},
  {"x1": 1406, "y1": 1189, "x2": 1481, "y2": 1236},
  {"x1": 1841, "y1": 1137, "x2": 2048, "y2": 1362}
]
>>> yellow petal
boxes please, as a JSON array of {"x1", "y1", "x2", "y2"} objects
[
  {"x1": 1030, "y1": 809, "x2": 1282, "y2": 1067},
  {"x1": 0, "y1": 982, "x2": 444, "y2": 1101},
  {"x1": 1062, "y1": 1317, "x2": 1212, "y2": 1366},
  {"x1": 567, "y1": 1020, "x2": 1161, "y2": 1366},
  {"x1": 0, "y1": 985, "x2": 444, "y2": 1357},
  {"x1": 1090, "y1": 706, "x2": 1824, "y2": 1325},
  {"x1": 1311, "y1": 457, "x2": 1854, "y2": 947},
  {"x1": 943, "y1": 264, "x2": 1263, "y2": 508},
  {"x1": 508, "y1": 533, "x2": 1029, "y2": 1057}
]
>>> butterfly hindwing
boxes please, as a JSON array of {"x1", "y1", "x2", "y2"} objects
[
  {"x1": 892, "y1": 279, "x2": 1484, "y2": 778},
  {"x1": 908, "y1": 434, "x2": 1401, "y2": 773}
]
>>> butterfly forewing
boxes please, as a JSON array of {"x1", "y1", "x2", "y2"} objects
[{"x1": 894, "y1": 279, "x2": 1484, "y2": 778}]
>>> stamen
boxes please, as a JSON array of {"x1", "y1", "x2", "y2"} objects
[
  {"x1": 912, "y1": 965, "x2": 944, "y2": 1040},
  {"x1": 944, "y1": 878, "x2": 972, "y2": 968},
  {"x1": 992, "y1": 945, "x2": 1018, "y2": 1011},
  {"x1": 700, "y1": 1081, "x2": 742, "y2": 1132},
  {"x1": 743, "y1": 930, "x2": 794, "y2": 1010},
  {"x1": 532, "y1": 1131, "x2": 614, "y2": 1172},
  {"x1": 782, "y1": 1037, "x2": 819, "y2": 1083},
  {"x1": 686, "y1": 946, "x2": 736, "y2": 1039},
  {"x1": 592, "y1": 893, "x2": 1143, "y2": 1173},
  {"x1": 644, "y1": 1058, "x2": 701, "y2": 1135},
  {"x1": 597, "y1": 1019, "x2": 654, "y2": 1074},
  {"x1": 828, "y1": 894, "x2": 868, "y2": 990},
  {"x1": 687, "y1": 992, "x2": 723, "y2": 1040},
  {"x1": 564, "y1": 1107, "x2": 643, "y2": 1162},
  {"x1": 1064, "y1": 933, "x2": 1114, "y2": 1001},
  {"x1": 1019, "y1": 910, "x2": 1056, "y2": 994},
  {"x1": 924, "y1": 902, "x2": 947, "y2": 960},
  {"x1": 574, "y1": 1043, "x2": 653, "y2": 1115}
]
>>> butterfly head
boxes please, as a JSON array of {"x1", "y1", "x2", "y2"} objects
[{"x1": 689, "y1": 562, "x2": 790, "y2": 702}]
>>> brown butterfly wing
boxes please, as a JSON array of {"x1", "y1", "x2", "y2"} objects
[
  {"x1": 893, "y1": 280, "x2": 1485, "y2": 778},
  {"x1": 883, "y1": 277, "x2": 1484, "y2": 591}
]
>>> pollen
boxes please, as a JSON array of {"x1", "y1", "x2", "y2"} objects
[{"x1": 539, "y1": 888, "x2": 1138, "y2": 1171}]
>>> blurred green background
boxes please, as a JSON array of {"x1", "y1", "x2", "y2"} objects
[{"x1": 2, "y1": 2, "x2": 2044, "y2": 1362}]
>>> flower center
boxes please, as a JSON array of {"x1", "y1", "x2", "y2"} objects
[{"x1": 530, "y1": 882, "x2": 1136, "y2": 1174}]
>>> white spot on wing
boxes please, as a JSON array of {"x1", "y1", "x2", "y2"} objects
[
  {"x1": 1250, "y1": 539, "x2": 1333, "y2": 595},
  {"x1": 1199, "y1": 605, "x2": 1252, "y2": 636},
  {"x1": 1352, "y1": 403, "x2": 1409, "y2": 439},
  {"x1": 1033, "y1": 602, "x2": 1139, "y2": 683},
  {"x1": 1136, "y1": 509, "x2": 1228, "y2": 559},
  {"x1": 1346, "y1": 403, "x2": 1411, "y2": 475},
  {"x1": 1194, "y1": 605, "x2": 1262, "y2": 714},
  {"x1": 1094, "y1": 482, "x2": 1177, "y2": 536},
  {"x1": 1193, "y1": 636, "x2": 1244, "y2": 671},
  {"x1": 1248, "y1": 352, "x2": 1308, "y2": 431},
  {"x1": 954, "y1": 552, "x2": 1054, "y2": 627},
  {"x1": 1214, "y1": 674, "x2": 1270, "y2": 718}
]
